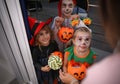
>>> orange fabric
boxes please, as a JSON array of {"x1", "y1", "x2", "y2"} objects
[
  {"x1": 93, "y1": 55, "x2": 97, "y2": 59},
  {"x1": 83, "y1": 62, "x2": 90, "y2": 68},
  {"x1": 53, "y1": 78, "x2": 58, "y2": 84}
]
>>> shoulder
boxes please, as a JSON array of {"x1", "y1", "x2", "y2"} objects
[
  {"x1": 81, "y1": 53, "x2": 120, "y2": 84},
  {"x1": 89, "y1": 49, "x2": 96, "y2": 56},
  {"x1": 64, "y1": 46, "x2": 73, "y2": 52}
]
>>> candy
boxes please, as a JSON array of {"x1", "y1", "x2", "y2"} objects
[{"x1": 48, "y1": 55, "x2": 62, "y2": 70}]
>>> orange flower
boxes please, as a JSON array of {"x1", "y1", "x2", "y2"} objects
[
  {"x1": 71, "y1": 19, "x2": 79, "y2": 26},
  {"x1": 83, "y1": 18, "x2": 92, "y2": 25}
]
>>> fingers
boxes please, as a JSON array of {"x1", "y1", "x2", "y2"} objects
[
  {"x1": 44, "y1": 65, "x2": 50, "y2": 72},
  {"x1": 46, "y1": 65, "x2": 51, "y2": 70},
  {"x1": 59, "y1": 69, "x2": 65, "y2": 79},
  {"x1": 59, "y1": 69, "x2": 64, "y2": 82},
  {"x1": 71, "y1": 14, "x2": 80, "y2": 20}
]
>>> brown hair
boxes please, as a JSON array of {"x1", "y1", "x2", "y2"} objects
[
  {"x1": 99, "y1": 0, "x2": 120, "y2": 48},
  {"x1": 33, "y1": 25, "x2": 53, "y2": 46}
]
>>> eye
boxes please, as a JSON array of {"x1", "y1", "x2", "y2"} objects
[
  {"x1": 69, "y1": 32, "x2": 72, "y2": 35},
  {"x1": 69, "y1": 3, "x2": 73, "y2": 8},
  {"x1": 79, "y1": 38, "x2": 82, "y2": 41},
  {"x1": 45, "y1": 31, "x2": 49, "y2": 34},
  {"x1": 85, "y1": 38, "x2": 90, "y2": 41},
  {"x1": 69, "y1": 32, "x2": 72, "y2": 36},
  {"x1": 62, "y1": 3, "x2": 66, "y2": 8},
  {"x1": 63, "y1": 32, "x2": 67, "y2": 34},
  {"x1": 80, "y1": 72, "x2": 85, "y2": 75},
  {"x1": 74, "y1": 73, "x2": 78, "y2": 76},
  {"x1": 39, "y1": 33, "x2": 43, "y2": 36}
]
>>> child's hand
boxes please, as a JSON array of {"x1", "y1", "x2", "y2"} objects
[
  {"x1": 55, "y1": 17, "x2": 64, "y2": 29},
  {"x1": 41, "y1": 65, "x2": 51, "y2": 72},
  {"x1": 59, "y1": 69, "x2": 78, "y2": 84},
  {"x1": 70, "y1": 14, "x2": 80, "y2": 21}
]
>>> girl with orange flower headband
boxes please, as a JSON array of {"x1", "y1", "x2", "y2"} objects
[{"x1": 51, "y1": 0, "x2": 91, "y2": 52}]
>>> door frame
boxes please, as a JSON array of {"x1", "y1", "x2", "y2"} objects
[{"x1": 0, "y1": 0, "x2": 38, "y2": 83}]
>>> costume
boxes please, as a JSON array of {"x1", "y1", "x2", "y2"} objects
[
  {"x1": 32, "y1": 40, "x2": 59, "y2": 84},
  {"x1": 64, "y1": 46, "x2": 96, "y2": 68}
]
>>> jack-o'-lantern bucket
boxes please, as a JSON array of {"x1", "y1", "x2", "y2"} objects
[
  {"x1": 58, "y1": 27, "x2": 74, "y2": 43},
  {"x1": 68, "y1": 61, "x2": 86, "y2": 80}
]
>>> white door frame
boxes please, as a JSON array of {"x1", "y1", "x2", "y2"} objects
[{"x1": 0, "y1": 0, "x2": 38, "y2": 83}]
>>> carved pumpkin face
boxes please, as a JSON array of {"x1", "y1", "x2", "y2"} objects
[
  {"x1": 68, "y1": 62, "x2": 86, "y2": 80},
  {"x1": 58, "y1": 27, "x2": 74, "y2": 43}
]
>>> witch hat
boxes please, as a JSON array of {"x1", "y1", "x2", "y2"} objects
[{"x1": 28, "y1": 16, "x2": 52, "y2": 45}]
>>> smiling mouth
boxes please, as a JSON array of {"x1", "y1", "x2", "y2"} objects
[
  {"x1": 77, "y1": 45, "x2": 86, "y2": 48},
  {"x1": 64, "y1": 11, "x2": 71, "y2": 14},
  {"x1": 80, "y1": 46, "x2": 87, "y2": 49},
  {"x1": 44, "y1": 39, "x2": 49, "y2": 42}
]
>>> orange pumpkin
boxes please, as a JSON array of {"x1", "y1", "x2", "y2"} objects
[
  {"x1": 68, "y1": 61, "x2": 86, "y2": 80},
  {"x1": 58, "y1": 27, "x2": 74, "y2": 43},
  {"x1": 52, "y1": 51, "x2": 63, "y2": 60}
]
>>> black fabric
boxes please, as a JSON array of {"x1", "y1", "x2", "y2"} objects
[
  {"x1": 76, "y1": 0, "x2": 88, "y2": 11},
  {"x1": 31, "y1": 23, "x2": 39, "y2": 35},
  {"x1": 48, "y1": 0, "x2": 59, "y2": 3},
  {"x1": 32, "y1": 40, "x2": 59, "y2": 84}
]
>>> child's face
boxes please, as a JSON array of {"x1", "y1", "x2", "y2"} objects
[
  {"x1": 73, "y1": 31, "x2": 91, "y2": 53},
  {"x1": 38, "y1": 29, "x2": 51, "y2": 46},
  {"x1": 61, "y1": 0, "x2": 74, "y2": 18}
]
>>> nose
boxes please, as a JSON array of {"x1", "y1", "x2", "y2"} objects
[
  {"x1": 66, "y1": 9, "x2": 69, "y2": 11},
  {"x1": 81, "y1": 40, "x2": 86, "y2": 45},
  {"x1": 43, "y1": 34, "x2": 47, "y2": 38},
  {"x1": 66, "y1": 6, "x2": 69, "y2": 11}
]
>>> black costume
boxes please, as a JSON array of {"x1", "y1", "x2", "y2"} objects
[{"x1": 32, "y1": 40, "x2": 59, "y2": 84}]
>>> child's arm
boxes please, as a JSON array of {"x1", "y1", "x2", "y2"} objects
[{"x1": 63, "y1": 52, "x2": 69, "y2": 73}]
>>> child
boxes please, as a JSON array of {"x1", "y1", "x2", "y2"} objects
[
  {"x1": 30, "y1": 18, "x2": 60, "y2": 84},
  {"x1": 51, "y1": 0, "x2": 88, "y2": 52},
  {"x1": 63, "y1": 27, "x2": 96, "y2": 81}
]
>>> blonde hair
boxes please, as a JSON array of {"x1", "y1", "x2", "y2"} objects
[
  {"x1": 73, "y1": 27, "x2": 92, "y2": 39},
  {"x1": 66, "y1": 27, "x2": 92, "y2": 48}
]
